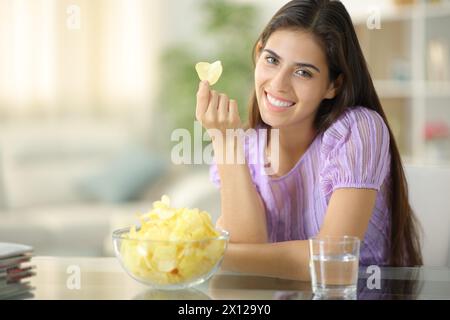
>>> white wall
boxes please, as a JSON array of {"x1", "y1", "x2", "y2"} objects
[{"x1": 405, "y1": 164, "x2": 450, "y2": 267}]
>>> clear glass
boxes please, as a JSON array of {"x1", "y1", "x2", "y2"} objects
[
  {"x1": 308, "y1": 236, "x2": 360, "y2": 299},
  {"x1": 112, "y1": 227, "x2": 229, "y2": 290}
]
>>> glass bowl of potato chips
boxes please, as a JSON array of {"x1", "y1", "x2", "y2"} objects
[{"x1": 112, "y1": 196, "x2": 229, "y2": 290}]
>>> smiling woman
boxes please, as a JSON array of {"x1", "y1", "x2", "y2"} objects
[
  {"x1": 255, "y1": 30, "x2": 337, "y2": 132},
  {"x1": 196, "y1": 0, "x2": 423, "y2": 281}
]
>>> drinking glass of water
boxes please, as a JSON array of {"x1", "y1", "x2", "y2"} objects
[{"x1": 308, "y1": 236, "x2": 360, "y2": 299}]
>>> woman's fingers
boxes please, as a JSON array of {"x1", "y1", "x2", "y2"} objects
[
  {"x1": 196, "y1": 81, "x2": 210, "y2": 122},
  {"x1": 196, "y1": 85, "x2": 240, "y2": 130},
  {"x1": 218, "y1": 94, "x2": 229, "y2": 123},
  {"x1": 205, "y1": 90, "x2": 219, "y2": 120},
  {"x1": 228, "y1": 99, "x2": 241, "y2": 128}
]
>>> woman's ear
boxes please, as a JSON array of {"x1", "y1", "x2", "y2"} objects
[
  {"x1": 254, "y1": 41, "x2": 264, "y2": 60},
  {"x1": 324, "y1": 74, "x2": 343, "y2": 100}
]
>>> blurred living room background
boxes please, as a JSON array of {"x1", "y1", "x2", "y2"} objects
[{"x1": 0, "y1": 0, "x2": 449, "y2": 267}]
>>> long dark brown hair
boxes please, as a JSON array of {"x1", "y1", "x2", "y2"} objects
[{"x1": 247, "y1": 0, "x2": 422, "y2": 266}]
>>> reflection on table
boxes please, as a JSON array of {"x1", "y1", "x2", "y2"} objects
[{"x1": 25, "y1": 257, "x2": 450, "y2": 300}]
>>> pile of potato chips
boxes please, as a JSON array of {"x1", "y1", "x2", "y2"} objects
[{"x1": 120, "y1": 195, "x2": 227, "y2": 286}]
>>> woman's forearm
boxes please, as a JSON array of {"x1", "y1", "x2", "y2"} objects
[
  {"x1": 220, "y1": 240, "x2": 311, "y2": 281},
  {"x1": 214, "y1": 140, "x2": 268, "y2": 243}
]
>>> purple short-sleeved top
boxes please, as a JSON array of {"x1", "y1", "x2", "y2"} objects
[{"x1": 210, "y1": 106, "x2": 392, "y2": 266}]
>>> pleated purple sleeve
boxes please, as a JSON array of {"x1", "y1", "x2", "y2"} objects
[{"x1": 320, "y1": 107, "x2": 391, "y2": 194}]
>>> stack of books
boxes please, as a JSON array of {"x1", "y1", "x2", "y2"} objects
[{"x1": 0, "y1": 243, "x2": 35, "y2": 299}]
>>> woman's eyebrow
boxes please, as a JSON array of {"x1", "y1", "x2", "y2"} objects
[{"x1": 263, "y1": 48, "x2": 321, "y2": 73}]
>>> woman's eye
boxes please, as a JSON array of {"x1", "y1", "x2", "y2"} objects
[
  {"x1": 263, "y1": 56, "x2": 312, "y2": 78},
  {"x1": 265, "y1": 56, "x2": 278, "y2": 65},
  {"x1": 295, "y1": 70, "x2": 312, "y2": 78}
]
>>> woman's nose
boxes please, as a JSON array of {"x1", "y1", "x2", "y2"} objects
[{"x1": 270, "y1": 68, "x2": 291, "y2": 93}]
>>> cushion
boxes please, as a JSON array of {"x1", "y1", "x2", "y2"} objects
[{"x1": 77, "y1": 146, "x2": 166, "y2": 203}]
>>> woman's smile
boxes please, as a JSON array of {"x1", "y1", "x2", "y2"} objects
[{"x1": 264, "y1": 90, "x2": 296, "y2": 113}]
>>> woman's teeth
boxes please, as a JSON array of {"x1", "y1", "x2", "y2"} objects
[{"x1": 267, "y1": 93, "x2": 295, "y2": 108}]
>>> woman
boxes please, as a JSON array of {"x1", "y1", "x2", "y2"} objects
[{"x1": 195, "y1": 0, "x2": 422, "y2": 280}]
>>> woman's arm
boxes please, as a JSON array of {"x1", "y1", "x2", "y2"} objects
[
  {"x1": 214, "y1": 140, "x2": 268, "y2": 243},
  {"x1": 222, "y1": 240, "x2": 311, "y2": 280},
  {"x1": 196, "y1": 81, "x2": 267, "y2": 243},
  {"x1": 220, "y1": 188, "x2": 377, "y2": 280}
]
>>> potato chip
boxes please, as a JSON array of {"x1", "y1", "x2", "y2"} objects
[
  {"x1": 120, "y1": 195, "x2": 227, "y2": 286},
  {"x1": 195, "y1": 61, "x2": 223, "y2": 85}
]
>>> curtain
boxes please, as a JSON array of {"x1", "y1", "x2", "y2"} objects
[{"x1": 0, "y1": 0, "x2": 161, "y2": 121}]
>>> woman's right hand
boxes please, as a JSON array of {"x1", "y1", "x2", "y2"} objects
[
  {"x1": 195, "y1": 81, "x2": 242, "y2": 135},
  {"x1": 196, "y1": 81, "x2": 268, "y2": 244}
]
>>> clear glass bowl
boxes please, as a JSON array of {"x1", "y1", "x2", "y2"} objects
[{"x1": 112, "y1": 227, "x2": 229, "y2": 290}]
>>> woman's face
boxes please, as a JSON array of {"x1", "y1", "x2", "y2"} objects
[{"x1": 255, "y1": 29, "x2": 337, "y2": 130}]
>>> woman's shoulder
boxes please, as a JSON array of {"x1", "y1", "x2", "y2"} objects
[
  {"x1": 320, "y1": 106, "x2": 390, "y2": 157},
  {"x1": 319, "y1": 106, "x2": 392, "y2": 193},
  {"x1": 331, "y1": 106, "x2": 385, "y2": 129},
  {"x1": 323, "y1": 106, "x2": 388, "y2": 141}
]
